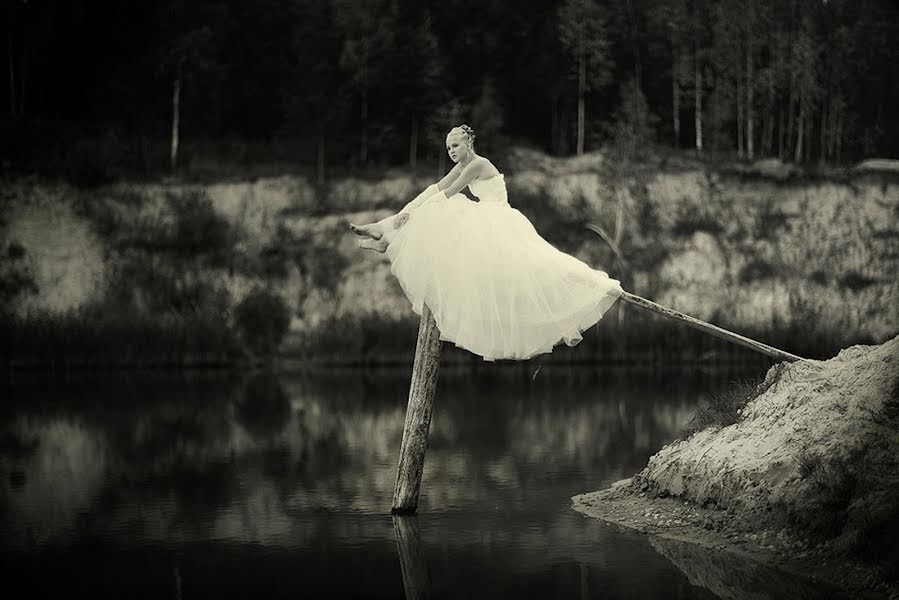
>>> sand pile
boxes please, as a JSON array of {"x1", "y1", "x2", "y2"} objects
[{"x1": 633, "y1": 335, "x2": 899, "y2": 567}]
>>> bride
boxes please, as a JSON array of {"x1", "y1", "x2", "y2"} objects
[{"x1": 349, "y1": 124, "x2": 622, "y2": 361}]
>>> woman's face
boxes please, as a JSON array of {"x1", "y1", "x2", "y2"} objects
[{"x1": 445, "y1": 133, "x2": 470, "y2": 163}]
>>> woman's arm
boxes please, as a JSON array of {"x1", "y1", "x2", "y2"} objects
[
  {"x1": 439, "y1": 159, "x2": 487, "y2": 198},
  {"x1": 436, "y1": 161, "x2": 464, "y2": 192},
  {"x1": 395, "y1": 161, "x2": 463, "y2": 216},
  {"x1": 391, "y1": 160, "x2": 483, "y2": 231}
]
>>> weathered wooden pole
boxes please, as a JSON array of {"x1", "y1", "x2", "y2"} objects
[
  {"x1": 392, "y1": 515, "x2": 431, "y2": 599},
  {"x1": 617, "y1": 291, "x2": 804, "y2": 362},
  {"x1": 392, "y1": 304, "x2": 442, "y2": 515}
]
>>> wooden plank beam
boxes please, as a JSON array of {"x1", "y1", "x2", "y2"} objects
[{"x1": 618, "y1": 291, "x2": 804, "y2": 362}]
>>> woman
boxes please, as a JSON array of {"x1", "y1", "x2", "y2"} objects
[{"x1": 349, "y1": 124, "x2": 622, "y2": 361}]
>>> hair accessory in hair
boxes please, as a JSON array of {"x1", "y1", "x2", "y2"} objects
[{"x1": 459, "y1": 124, "x2": 476, "y2": 143}]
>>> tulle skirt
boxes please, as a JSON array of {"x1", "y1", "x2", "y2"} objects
[{"x1": 385, "y1": 193, "x2": 622, "y2": 361}]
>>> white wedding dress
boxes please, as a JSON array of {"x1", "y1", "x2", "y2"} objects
[{"x1": 384, "y1": 174, "x2": 622, "y2": 361}]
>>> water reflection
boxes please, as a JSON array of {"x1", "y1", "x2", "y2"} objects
[
  {"x1": 0, "y1": 366, "x2": 841, "y2": 598},
  {"x1": 650, "y1": 537, "x2": 846, "y2": 600},
  {"x1": 393, "y1": 516, "x2": 430, "y2": 600}
]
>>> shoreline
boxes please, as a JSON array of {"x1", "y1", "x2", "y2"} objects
[{"x1": 573, "y1": 479, "x2": 897, "y2": 600}]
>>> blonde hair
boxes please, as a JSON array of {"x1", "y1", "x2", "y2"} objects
[{"x1": 448, "y1": 124, "x2": 476, "y2": 148}]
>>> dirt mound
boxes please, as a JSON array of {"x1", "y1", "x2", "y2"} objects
[{"x1": 633, "y1": 335, "x2": 898, "y2": 573}]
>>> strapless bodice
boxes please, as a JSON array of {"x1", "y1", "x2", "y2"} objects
[{"x1": 468, "y1": 174, "x2": 508, "y2": 204}]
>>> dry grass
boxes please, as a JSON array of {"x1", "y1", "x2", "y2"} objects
[{"x1": 682, "y1": 377, "x2": 764, "y2": 436}]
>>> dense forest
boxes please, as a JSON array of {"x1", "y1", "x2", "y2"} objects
[{"x1": 2, "y1": 0, "x2": 897, "y2": 180}]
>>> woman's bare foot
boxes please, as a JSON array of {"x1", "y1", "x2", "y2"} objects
[
  {"x1": 358, "y1": 237, "x2": 389, "y2": 253},
  {"x1": 349, "y1": 222, "x2": 382, "y2": 240}
]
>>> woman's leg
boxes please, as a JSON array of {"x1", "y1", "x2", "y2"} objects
[
  {"x1": 358, "y1": 237, "x2": 389, "y2": 253},
  {"x1": 349, "y1": 219, "x2": 389, "y2": 239},
  {"x1": 349, "y1": 184, "x2": 439, "y2": 239}
]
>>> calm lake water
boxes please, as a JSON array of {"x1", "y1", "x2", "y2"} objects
[{"x1": 1, "y1": 365, "x2": 846, "y2": 599}]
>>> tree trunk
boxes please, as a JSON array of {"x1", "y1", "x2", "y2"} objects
[
  {"x1": 360, "y1": 42, "x2": 369, "y2": 166},
  {"x1": 577, "y1": 50, "x2": 586, "y2": 156},
  {"x1": 827, "y1": 100, "x2": 840, "y2": 160},
  {"x1": 7, "y1": 33, "x2": 15, "y2": 117},
  {"x1": 746, "y1": 32, "x2": 754, "y2": 160},
  {"x1": 671, "y1": 32, "x2": 680, "y2": 147},
  {"x1": 626, "y1": 0, "x2": 641, "y2": 90},
  {"x1": 778, "y1": 104, "x2": 785, "y2": 158},
  {"x1": 694, "y1": 43, "x2": 702, "y2": 154},
  {"x1": 825, "y1": 102, "x2": 833, "y2": 160},
  {"x1": 170, "y1": 64, "x2": 182, "y2": 171},
  {"x1": 409, "y1": 114, "x2": 418, "y2": 168},
  {"x1": 764, "y1": 72, "x2": 775, "y2": 155},
  {"x1": 819, "y1": 98, "x2": 827, "y2": 163},
  {"x1": 805, "y1": 104, "x2": 812, "y2": 162},
  {"x1": 794, "y1": 95, "x2": 804, "y2": 163},
  {"x1": 317, "y1": 133, "x2": 326, "y2": 185},
  {"x1": 786, "y1": 85, "x2": 795, "y2": 160},
  {"x1": 785, "y1": 0, "x2": 796, "y2": 161},
  {"x1": 361, "y1": 86, "x2": 369, "y2": 165},
  {"x1": 18, "y1": 36, "x2": 25, "y2": 117},
  {"x1": 737, "y1": 48, "x2": 744, "y2": 158},
  {"x1": 551, "y1": 95, "x2": 558, "y2": 155},
  {"x1": 835, "y1": 108, "x2": 843, "y2": 162}
]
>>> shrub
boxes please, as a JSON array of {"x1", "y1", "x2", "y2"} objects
[
  {"x1": 234, "y1": 288, "x2": 292, "y2": 357},
  {"x1": 809, "y1": 270, "x2": 829, "y2": 285},
  {"x1": 683, "y1": 377, "x2": 763, "y2": 436},
  {"x1": 754, "y1": 200, "x2": 790, "y2": 239},
  {"x1": 0, "y1": 252, "x2": 37, "y2": 309},
  {"x1": 166, "y1": 192, "x2": 237, "y2": 267},
  {"x1": 738, "y1": 259, "x2": 779, "y2": 283},
  {"x1": 0, "y1": 308, "x2": 243, "y2": 368},
  {"x1": 671, "y1": 205, "x2": 724, "y2": 237},
  {"x1": 103, "y1": 255, "x2": 230, "y2": 319},
  {"x1": 837, "y1": 271, "x2": 879, "y2": 292}
]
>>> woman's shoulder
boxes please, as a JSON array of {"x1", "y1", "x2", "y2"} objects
[{"x1": 473, "y1": 156, "x2": 501, "y2": 178}]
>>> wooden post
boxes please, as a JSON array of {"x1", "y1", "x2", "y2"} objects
[
  {"x1": 392, "y1": 304, "x2": 442, "y2": 515},
  {"x1": 618, "y1": 291, "x2": 804, "y2": 362},
  {"x1": 392, "y1": 516, "x2": 431, "y2": 599}
]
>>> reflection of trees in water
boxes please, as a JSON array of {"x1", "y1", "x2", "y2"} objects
[
  {"x1": 0, "y1": 367, "x2": 761, "y2": 546},
  {"x1": 1, "y1": 417, "x2": 108, "y2": 544},
  {"x1": 1, "y1": 377, "x2": 242, "y2": 542},
  {"x1": 394, "y1": 512, "x2": 716, "y2": 599},
  {"x1": 271, "y1": 368, "x2": 730, "y2": 513},
  {"x1": 234, "y1": 371, "x2": 291, "y2": 440}
]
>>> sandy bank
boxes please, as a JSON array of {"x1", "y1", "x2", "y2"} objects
[{"x1": 574, "y1": 335, "x2": 899, "y2": 599}]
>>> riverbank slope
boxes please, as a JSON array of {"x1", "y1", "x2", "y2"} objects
[{"x1": 2, "y1": 149, "x2": 897, "y2": 365}]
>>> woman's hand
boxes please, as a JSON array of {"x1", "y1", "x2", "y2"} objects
[{"x1": 394, "y1": 213, "x2": 410, "y2": 229}]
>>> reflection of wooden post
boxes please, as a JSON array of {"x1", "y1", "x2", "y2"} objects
[
  {"x1": 392, "y1": 305, "x2": 442, "y2": 514},
  {"x1": 618, "y1": 291, "x2": 804, "y2": 362},
  {"x1": 392, "y1": 515, "x2": 431, "y2": 600},
  {"x1": 174, "y1": 563, "x2": 182, "y2": 600}
]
